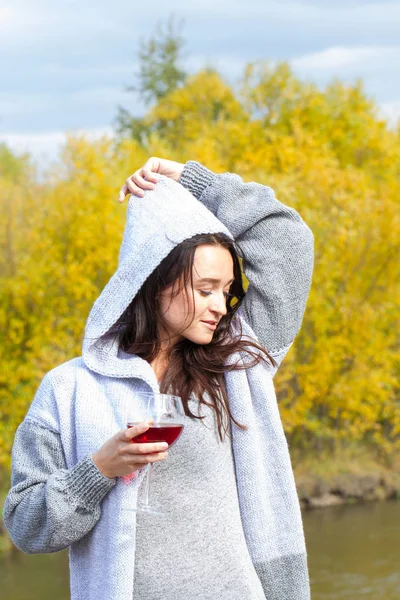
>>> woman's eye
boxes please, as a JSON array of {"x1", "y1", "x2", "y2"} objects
[{"x1": 198, "y1": 290, "x2": 233, "y2": 300}]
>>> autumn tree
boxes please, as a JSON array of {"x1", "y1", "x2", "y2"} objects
[
  {"x1": 1, "y1": 62, "x2": 399, "y2": 474},
  {"x1": 116, "y1": 15, "x2": 187, "y2": 144}
]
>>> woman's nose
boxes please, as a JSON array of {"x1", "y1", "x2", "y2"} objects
[{"x1": 210, "y1": 292, "x2": 228, "y2": 316}]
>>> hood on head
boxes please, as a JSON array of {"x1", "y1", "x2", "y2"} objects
[{"x1": 82, "y1": 175, "x2": 233, "y2": 380}]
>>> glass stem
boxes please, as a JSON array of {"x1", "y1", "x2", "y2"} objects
[{"x1": 143, "y1": 463, "x2": 153, "y2": 508}]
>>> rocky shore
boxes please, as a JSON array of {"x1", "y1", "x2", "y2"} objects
[
  {"x1": 296, "y1": 468, "x2": 400, "y2": 509},
  {"x1": 2, "y1": 454, "x2": 400, "y2": 555}
]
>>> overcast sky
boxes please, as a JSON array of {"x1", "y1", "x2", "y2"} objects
[{"x1": 1, "y1": 0, "x2": 400, "y2": 165}]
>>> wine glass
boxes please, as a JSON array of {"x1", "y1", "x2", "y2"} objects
[{"x1": 125, "y1": 391, "x2": 185, "y2": 515}]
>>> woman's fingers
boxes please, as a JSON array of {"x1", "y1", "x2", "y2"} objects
[
  {"x1": 118, "y1": 173, "x2": 153, "y2": 202},
  {"x1": 118, "y1": 156, "x2": 184, "y2": 202},
  {"x1": 131, "y1": 171, "x2": 156, "y2": 191},
  {"x1": 127, "y1": 443, "x2": 169, "y2": 466},
  {"x1": 118, "y1": 164, "x2": 160, "y2": 203},
  {"x1": 118, "y1": 175, "x2": 144, "y2": 202},
  {"x1": 121, "y1": 424, "x2": 168, "y2": 455},
  {"x1": 122, "y1": 422, "x2": 150, "y2": 441},
  {"x1": 124, "y1": 175, "x2": 144, "y2": 197},
  {"x1": 130, "y1": 442, "x2": 169, "y2": 454},
  {"x1": 141, "y1": 166, "x2": 159, "y2": 183},
  {"x1": 118, "y1": 184, "x2": 129, "y2": 203},
  {"x1": 130, "y1": 451, "x2": 169, "y2": 465}
]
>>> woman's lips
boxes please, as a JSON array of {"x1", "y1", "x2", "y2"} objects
[{"x1": 201, "y1": 321, "x2": 217, "y2": 331}]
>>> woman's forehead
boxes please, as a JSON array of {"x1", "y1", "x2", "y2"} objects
[{"x1": 192, "y1": 245, "x2": 234, "y2": 282}]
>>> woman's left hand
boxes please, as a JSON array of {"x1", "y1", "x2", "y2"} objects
[{"x1": 118, "y1": 157, "x2": 185, "y2": 202}]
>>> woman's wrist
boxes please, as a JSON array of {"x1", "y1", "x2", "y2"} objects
[
  {"x1": 92, "y1": 451, "x2": 115, "y2": 479},
  {"x1": 178, "y1": 161, "x2": 217, "y2": 200},
  {"x1": 159, "y1": 159, "x2": 185, "y2": 181}
]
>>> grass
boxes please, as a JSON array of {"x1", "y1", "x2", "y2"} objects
[{"x1": 291, "y1": 443, "x2": 400, "y2": 498}]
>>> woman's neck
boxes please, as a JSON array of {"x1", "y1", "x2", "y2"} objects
[
  {"x1": 149, "y1": 348, "x2": 170, "y2": 383},
  {"x1": 149, "y1": 332, "x2": 180, "y2": 382}
]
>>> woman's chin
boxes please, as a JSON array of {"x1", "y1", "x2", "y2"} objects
[{"x1": 183, "y1": 330, "x2": 214, "y2": 345}]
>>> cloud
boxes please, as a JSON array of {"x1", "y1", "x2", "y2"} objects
[
  {"x1": 292, "y1": 46, "x2": 399, "y2": 71},
  {"x1": 0, "y1": 127, "x2": 115, "y2": 171},
  {"x1": 1, "y1": 0, "x2": 400, "y2": 160},
  {"x1": 380, "y1": 101, "x2": 400, "y2": 126},
  {"x1": 0, "y1": 131, "x2": 68, "y2": 157},
  {"x1": 0, "y1": 2, "x2": 127, "y2": 46},
  {"x1": 288, "y1": 44, "x2": 400, "y2": 104},
  {"x1": 0, "y1": 5, "x2": 59, "y2": 44},
  {"x1": 0, "y1": 92, "x2": 55, "y2": 117},
  {"x1": 0, "y1": 6, "x2": 17, "y2": 30},
  {"x1": 0, "y1": 87, "x2": 141, "y2": 133}
]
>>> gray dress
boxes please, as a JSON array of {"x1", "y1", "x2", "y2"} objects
[{"x1": 133, "y1": 397, "x2": 266, "y2": 600}]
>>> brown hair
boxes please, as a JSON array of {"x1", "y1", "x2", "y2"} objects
[{"x1": 104, "y1": 233, "x2": 274, "y2": 440}]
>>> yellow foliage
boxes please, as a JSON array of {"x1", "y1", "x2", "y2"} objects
[{"x1": 1, "y1": 63, "x2": 399, "y2": 470}]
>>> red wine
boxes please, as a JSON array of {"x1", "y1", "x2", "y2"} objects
[{"x1": 128, "y1": 423, "x2": 184, "y2": 447}]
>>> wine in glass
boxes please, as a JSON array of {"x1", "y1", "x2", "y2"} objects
[{"x1": 126, "y1": 392, "x2": 185, "y2": 515}]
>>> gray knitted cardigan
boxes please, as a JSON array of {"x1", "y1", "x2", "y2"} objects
[{"x1": 3, "y1": 162, "x2": 314, "y2": 600}]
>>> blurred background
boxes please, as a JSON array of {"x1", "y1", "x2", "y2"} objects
[{"x1": 1, "y1": 1, "x2": 399, "y2": 598}]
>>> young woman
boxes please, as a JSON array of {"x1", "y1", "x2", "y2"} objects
[{"x1": 3, "y1": 158, "x2": 314, "y2": 600}]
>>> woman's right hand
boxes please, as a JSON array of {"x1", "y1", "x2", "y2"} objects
[
  {"x1": 92, "y1": 422, "x2": 169, "y2": 479},
  {"x1": 118, "y1": 157, "x2": 185, "y2": 202}
]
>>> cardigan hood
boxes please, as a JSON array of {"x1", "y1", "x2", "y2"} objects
[{"x1": 82, "y1": 175, "x2": 233, "y2": 380}]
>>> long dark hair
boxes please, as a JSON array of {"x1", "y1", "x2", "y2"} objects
[{"x1": 104, "y1": 233, "x2": 274, "y2": 440}]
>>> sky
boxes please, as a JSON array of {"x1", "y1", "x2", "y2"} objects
[{"x1": 1, "y1": 0, "x2": 400, "y2": 166}]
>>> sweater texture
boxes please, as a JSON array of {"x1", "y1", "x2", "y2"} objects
[
  {"x1": 133, "y1": 395, "x2": 266, "y2": 600},
  {"x1": 3, "y1": 162, "x2": 314, "y2": 600}
]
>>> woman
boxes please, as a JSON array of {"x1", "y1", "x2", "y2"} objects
[{"x1": 3, "y1": 158, "x2": 314, "y2": 600}]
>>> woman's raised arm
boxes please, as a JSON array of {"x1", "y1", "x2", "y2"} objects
[
  {"x1": 179, "y1": 161, "x2": 314, "y2": 368},
  {"x1": 120, "y1": 158, "x2": 314, "y2": 371}
]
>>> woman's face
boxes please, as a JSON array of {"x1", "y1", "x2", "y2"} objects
[{"x1": 158, "y1": 244, "x2": 235, "y2": 346}]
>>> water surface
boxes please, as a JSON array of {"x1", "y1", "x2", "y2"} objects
[
  {"x1": 304, "y1": 500, "x2": 400, "y2": 599},
  {"x1": 1, "y1": 500, "x2": 399, "y2": 599}
]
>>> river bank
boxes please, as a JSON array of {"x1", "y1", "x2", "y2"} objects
[
  {"x1": 1, "y1": 447, "x2": 400, "y2": 554},
  {"x1": 293, "y1": 445, "x2": 400, "y2": 509}
]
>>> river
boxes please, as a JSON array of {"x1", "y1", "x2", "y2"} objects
[{"x1": 1, "y1": 500, "x2": 399, "y2": 599}]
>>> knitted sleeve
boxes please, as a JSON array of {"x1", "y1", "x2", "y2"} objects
[
  {"x1": 2, "y1": 419, "x2": 116, "y2": 554},
  {"x1": 179, "y1": 161, "x2": 314, "y2": 368}
]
